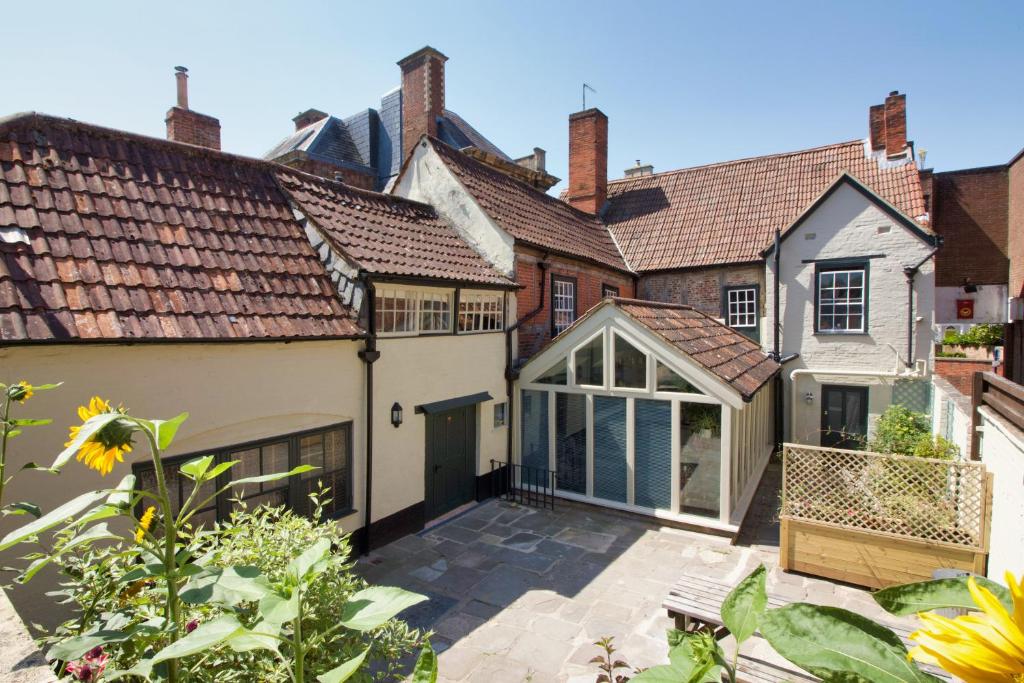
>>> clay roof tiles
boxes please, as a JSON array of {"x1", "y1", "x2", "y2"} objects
[
  {"x1": 275, "y1": 170, "x2": 514, "y2": 286},
  {"x1": 616, "y1": 298, "x2": 779, "y2": 400},
  {"x1": 603, "y1": 140, "x2": 927, "y2": 272},
  {"x1": 0, "y1": 113, "x2": 364, "y2": 342},
  {"x1": 424, "y1": 137, "x2": 632, "y2": 274}
]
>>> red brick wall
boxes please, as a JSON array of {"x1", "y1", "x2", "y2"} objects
[
  {"x1": 933, "y1": 167, "x2": 1009, "y2": 287},
  {"x1": 514, "y1": 245, "x2": 634, "y2": 359},
  {"x1": 638, "y1": 263, "x2": 765, "y2": 318},
  {"x1": 935, "y1": 358, "x2": 998, "y2": 395},
  {"x1": 283, "y1": 157, "x2": 376, "y2": 191},
  {"x1": 1009, "y1": 154, "x2": 1024, "y2": 298},
  {"x1": 566, "y1": 109, "x2": 608, "y2": 215},
  {"x1": 165, "y1": 107, "x2": 221, "y2": 150}
]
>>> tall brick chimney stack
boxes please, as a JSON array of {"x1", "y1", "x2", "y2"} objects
[
  {"x1": 398, "y1": 46, "x2": 448, "y2": 158},
  {"x1": 868, "y1": 91, "x2": 908, "y2": 158},
  {"x1": 165, "y1": 66, "x2": 222, "y2": 150},
  {"x1": 566, "y1": 108, "x2": 608, "y2": 215}
]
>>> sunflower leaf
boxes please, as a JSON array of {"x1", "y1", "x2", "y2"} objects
[
  {"x1": 228, "y1": 465, "x2": 316, "y2": 487},
  {"x1": 0, "y1": 489, "x2": 108, "y2": 551},
  {"x1": 873, "y1": 576, "x2": 1013, "y2": 616}
]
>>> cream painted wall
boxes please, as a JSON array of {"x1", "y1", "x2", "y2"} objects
[
  {"x1": 766, "y1": 182, "x2": 936, "y2": 444},
  {"x1": 978, "y1": 407, "x2": 1024, "y2": 582},
  {"x1": 393, "y1": 142, "x2": 517, "y2": 277},
  {"x1": 372, "y1": 329, "x2": 508, "y2": 521},
  {"x1": 0, "y1": 340, "x2": 365, "y2": 626}
]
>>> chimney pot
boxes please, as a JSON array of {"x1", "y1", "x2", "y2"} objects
[
  {"x1": 174, "y1": 66, "x2": 189, "y2": 109},
  {"x1": 566, "y1": 108, "x2": 608, "y2": 215}
]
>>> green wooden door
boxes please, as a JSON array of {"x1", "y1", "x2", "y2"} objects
[{"x1": 425, "y1": 405, "x2": 477, "y2": 520}]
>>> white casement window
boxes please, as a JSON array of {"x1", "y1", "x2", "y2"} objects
[
  {"x1": 726, "y1": 288, "x2": 757, "y2": 328},
  {"x1": 458, "y1": 292, "x2": 504, "y2": 333},
  {"x1": 602, "y1": 284, "x2": 620, "y2": 298},
  {"x1": 552, "y1": 277, "x2": 577, "y2": 335},
  {"x1": 375, "y1": 287, "x2": 452, "y2": 335},
  {"x1": 816, "y1": 267, "x2": 866, "y2": 333}
]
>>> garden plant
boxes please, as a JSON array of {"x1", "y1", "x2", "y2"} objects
[{"x1": 0, "y1": 383, "x2": 436, "y2": 682}]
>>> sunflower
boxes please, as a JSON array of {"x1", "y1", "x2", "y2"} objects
[
  {"x1": 909, "y1": 572, "x2": 1024, "y2": 681},
  {"x1": 7, "y1": 381, "x2": 33, "y2": 403},
  {"x1": 135, "y1": 506, "x2": 156, "y2": 543},
  {"x1": 66, "y1": 397, "x2": 134, "y2": 476}
]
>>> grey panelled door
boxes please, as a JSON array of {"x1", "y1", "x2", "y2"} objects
[
  {"x1": 820, "y1": 385, "x2": 869, "y2": 449},
  {"x1": 425, "y1": 405, "x2": 477, "y2": 520}
]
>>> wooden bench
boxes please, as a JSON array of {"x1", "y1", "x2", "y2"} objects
[{"x1": 662, "y1": 573, "x2": 950, "y2": 682}]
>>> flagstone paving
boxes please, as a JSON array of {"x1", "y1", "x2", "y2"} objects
[{"x1": 357, "y1": 462, "x2": 915, "y2": 682}]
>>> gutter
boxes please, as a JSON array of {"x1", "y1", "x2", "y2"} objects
[
  {"x1": 356, "y1": 275, "x2": 380, "y2": 554},
  {"x1": 504, "y1": 260, "x2": 550, "y2": 468}
]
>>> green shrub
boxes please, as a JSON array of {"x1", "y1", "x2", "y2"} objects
[
  {"x1": 868, "y1": 405, "x2": 958, "y2": 460},
  {"x1": 943, "y1": 323, "x2": 1004, "y2": 347}
]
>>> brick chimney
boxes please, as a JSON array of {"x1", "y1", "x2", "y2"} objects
[
  {"x1": 165, "y1": 67, "x2": 221, "y2": 150},
  {"x1": 398, "y1": 46, "x2": 447, "y2": 158},
  {"x1": 868, "y1": 91, "x2": 907, "y2": 158},
  {"x1": 293, "y1": 109, "x2": 328, "y2": 131},
  {"x1": 566, "y1": 108, "x2": 608, "y2": 214}
]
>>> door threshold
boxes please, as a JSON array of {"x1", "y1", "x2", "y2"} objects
[{"x1": 422, "y1": 501, "x2": 478, "y2": 532}]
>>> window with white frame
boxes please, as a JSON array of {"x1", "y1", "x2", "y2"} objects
[
  {"x1": 816, "y1": 265, "x2": 867, "y2": 333},
  {"x1": 375, "y1": 287, "x2": 452, "y2": 335},
  {"x1": 552, "y1": 276, "x2": 577, "y2": 335},
  {"x1": 602, "y1": 284, "x2": 620, "y2": 298},
  {"x1": 725, "y1": 287, "x2": 757, "y2": 328},
  {"x1": 459, "y1": 292, "x2": 504, "y2": 332}
]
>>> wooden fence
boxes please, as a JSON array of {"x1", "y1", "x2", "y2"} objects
[
  {"x1": 971, "y1": 371, "x2": 1024, "y2": 459},
  {"x1": 780, "y1": 443, "x2": 992, "y2": 588}
]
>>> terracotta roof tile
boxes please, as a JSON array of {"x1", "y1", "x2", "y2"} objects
[
  {"x1": 276, "y1": 171, "x2": 513, "y2": 286},
  {"x1": 616, "y1": 298, "x2": 779, "y2": 400},
  {"x1": 0, "y1": 113, "x2": 362, "y2": 342},
  {"x1": 603, "y1": 140, "x2": 927, "y2": 272},
  {"x1": 424, "y1": 137, "x2": 631, "y2": 274}
]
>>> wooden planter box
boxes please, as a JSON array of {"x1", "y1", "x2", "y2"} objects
[{"x1": 779, "y1": 517, "x2": 987, "y2": 589}]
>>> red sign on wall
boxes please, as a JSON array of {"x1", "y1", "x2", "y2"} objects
[{"x1": 957, "y1": 299, "x2": 975, "y2": 320}]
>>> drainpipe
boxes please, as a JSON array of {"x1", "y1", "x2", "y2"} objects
[
  {"x1": 504, "y1": 260, "x2": 549, "y2": 468},
  {"x1": 903, "y1": 248, "x2": 939, "y2": 368},
  {"x1": 357, "y1": 275, "x2": 380, "y2": 554},
  {"x1": 772, "y1": 229, "x2": 783, "y2": 449}
]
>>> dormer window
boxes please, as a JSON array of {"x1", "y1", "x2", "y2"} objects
[{"x1": 375, "y1": 287, "x2": 452, "y2": 335}]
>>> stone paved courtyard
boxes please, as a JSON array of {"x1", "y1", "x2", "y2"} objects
[{"x1": 357, "y1": 462, "x2": 916, "y2": 682}]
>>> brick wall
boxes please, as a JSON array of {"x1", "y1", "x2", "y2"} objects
[
  {"x1": 399, "y1": 48, "x2": 446, "y2": 159},
  {"x1": 638, "y1": 263, "x2": 765, "y2": 317},
  {"x1": 514, "y1": 245, "x2": 634, "y2": 359},
  {"x1": 165, "y1": 107, "x2": 221, "y2": 150},
  {"x1": 933, "y1": 166, "x2": 1009, "y2": 287},
  {"x1": 1009, "y1": 153, "x2": 1024, "y2": 297},
  {"x1": 935, "y1": 357, "x2": 998, "y2": 395}
]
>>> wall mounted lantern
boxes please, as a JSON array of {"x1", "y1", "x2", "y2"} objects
[
  {"x1": 803, "y1": 392, "x2": 815, "y2": 404},
  {"x1": 391, "y1": 402, "x2": 403, "y2": 428}
]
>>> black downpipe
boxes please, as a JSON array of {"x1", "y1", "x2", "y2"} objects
[
  {"x1": 772, "y1": 230, "x2": 784, "y2": 450},
  {"x1": 357, "y1": 277, "x2": 380, "y2": 554},
  {"x1": 505, "y1": 261, "x2": 550, "y2": 468},
  {"x1": 903, "y1": 248, "x2": 938, "y2": 368}
]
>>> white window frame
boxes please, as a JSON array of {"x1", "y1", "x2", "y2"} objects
[
  {"x1": 725, "y1": 287, "x2": 757, "y2": 329},
  {"x1": 611, "y1": 329, "x2": 650, "y2": 392},
  {"x1": 458, "y1": 291, "x2": 505, "y2": 333},
  {"x1": 375, "y1": 286, "x2": 453, "y2": 336},
  {"x1": 816, "y1": 266, "x2": 867, "y2": 334},
  {"x1": 552, "y1": 276, "x2": 577, "y2": 335}
]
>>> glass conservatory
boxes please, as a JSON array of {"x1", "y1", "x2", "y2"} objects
[{"x1": 516, "y1": 300, "x2": 775, "y2": 533}]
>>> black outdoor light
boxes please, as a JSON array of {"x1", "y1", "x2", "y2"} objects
[{"x1": 391, "y1": 402, "x2": 403, "y2": 428}]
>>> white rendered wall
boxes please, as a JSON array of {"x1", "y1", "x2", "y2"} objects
[{"x1": 978, "y1": 406, "x2": 1024, "y2": 581}]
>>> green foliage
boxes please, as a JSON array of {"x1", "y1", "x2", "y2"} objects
[
  {"x1": 868, "y1": 406, "x2": 958, "y2": 461},
  {"x1": 872, "y1": 575, "x2": 1012, "y2": 616},
  {"x1": 943, "y1": 323, "x2": 1003, "y2": 347}
]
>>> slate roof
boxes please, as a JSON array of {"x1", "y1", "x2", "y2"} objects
[
  {"x1": 438, "y1": 109, "x2": 511, "y2": 162},
  {"x1": 0, "y1": 112, "x2": 365, "y2": 342},
  {"x1": 603, "y1": 139, "x2": 927, "y2": 272},
  {"x1": 275, "y1": 170, "x2": 515, "y2": 286},
  {"x1": 424, "y1": 137, "x2": 632, "y2": 274},
  {"x1": 263, "y1": 115, "x2": 375, "y2": 176},
  {"x1": 615, "y1": 298, "x2": 779, "y2": 400}
]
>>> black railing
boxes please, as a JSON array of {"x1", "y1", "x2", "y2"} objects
[{"x1": 489, "y1": 459, "x2": 556, "y2": 510}]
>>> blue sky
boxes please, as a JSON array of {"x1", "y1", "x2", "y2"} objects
[{"x1": 3, "y1": 1, "x2": 1021, "y2": 192}]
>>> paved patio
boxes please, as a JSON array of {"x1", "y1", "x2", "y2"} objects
[{"x1": 357, "y1": 462, "x2": 914, "y2": 682}]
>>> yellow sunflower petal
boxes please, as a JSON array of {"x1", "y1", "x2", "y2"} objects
[{"x1": 968, "y1": 578, "x2": 1024, "y2": 660}]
